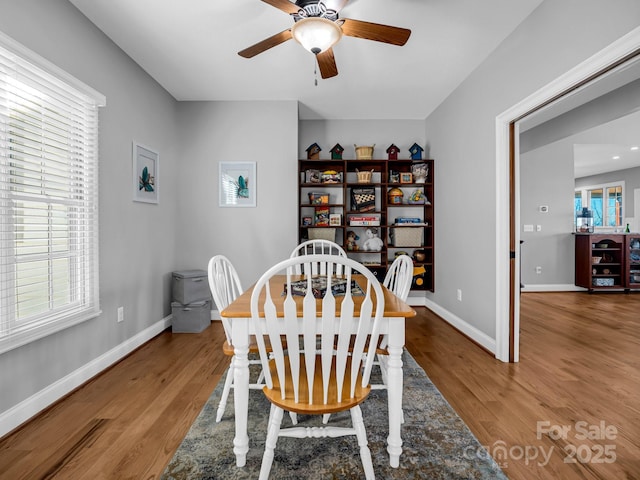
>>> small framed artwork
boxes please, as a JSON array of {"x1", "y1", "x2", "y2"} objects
[
  {"x1": 329, "y1": 213, "x2": 342, "y2": 226},
  {"x1": 133, "y1": 142, "x2": 159, "y2": 204},
  {"x1": 400, "y1": 172, "x2": 413, "y2": 184},
  {"x1": 219, "y1": 162, "x2": 257, "y2": 207},
  {"x1": 302, "y1": 216, "x2": 313, "y2": 226}
]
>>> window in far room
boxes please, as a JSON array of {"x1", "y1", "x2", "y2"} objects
[{"x1": 575, "y1": 182, "x2": 624, "y2": 229}]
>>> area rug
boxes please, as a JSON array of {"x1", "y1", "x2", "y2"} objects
[{"x1": 161, "y1": 351, "x2": 507, "y2": 479}]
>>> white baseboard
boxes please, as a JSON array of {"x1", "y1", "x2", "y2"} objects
[
  {"x1": 521, "y1": 284, "x2": 586, "y2": 292},
  {"x1": 423, "y1": 299, "x2": 497, "y2": 355},
  {"x1": 406, "y1": 294, "x2": 428, "y2": 307},
  {"x1": 0, "y1": 315, "x2": 173, "y2": 439}
]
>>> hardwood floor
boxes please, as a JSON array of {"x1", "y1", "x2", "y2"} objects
[
  {"x1": 0, "y1": 292, "x2": 638, "y2": 479},
  {"x1": 407, "y1": 292, "x2": 640, "y2": 480}
]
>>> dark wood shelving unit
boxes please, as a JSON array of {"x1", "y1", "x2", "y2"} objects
[{"x1": 298, "y1": 157, "x2": 434, "y2": 291}]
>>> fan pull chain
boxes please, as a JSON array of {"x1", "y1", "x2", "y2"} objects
[{"x1": 314, "y1": 58, "x2": 318, "y2": 86}]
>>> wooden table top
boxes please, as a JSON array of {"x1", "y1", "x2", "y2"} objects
[{"x1": 220, "y1": 274, "x2": 416, "y2": 319}]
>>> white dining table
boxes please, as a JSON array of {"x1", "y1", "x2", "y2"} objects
[{"x1": 220, "y1": 274, "x2": 416, "y2": 469}]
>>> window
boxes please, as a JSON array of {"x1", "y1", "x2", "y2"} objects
[
  {"x1": 0, "y1": 32, "x2": 105, "y2": 354},
  {"x1": 575, "y1": 182, "x2": 624, "y2": 229}
]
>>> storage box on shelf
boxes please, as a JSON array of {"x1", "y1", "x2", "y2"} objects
[
  {"x1": 171, "y1": 269, "x2": 211, "y2": 332},
  {"x1": 298, "y1": 156, "x2": 434, "y2": 291}
]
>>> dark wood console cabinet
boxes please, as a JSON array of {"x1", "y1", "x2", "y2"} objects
[{"x1": 575, "y1": 233, "x2": 640, "y2": 292}]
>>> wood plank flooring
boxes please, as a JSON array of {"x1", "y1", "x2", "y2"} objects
[{"x1": 0, "y1": 291, "x2": 638, "y2": 479}]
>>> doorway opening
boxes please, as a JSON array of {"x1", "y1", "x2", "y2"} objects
[{"x1": 496, "y1": 27, "x2": 640, "y2": 362}]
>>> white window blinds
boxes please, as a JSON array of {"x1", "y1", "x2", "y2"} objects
[{"x1": 0, "y1": 32, "x2": 105, "y2": 354}]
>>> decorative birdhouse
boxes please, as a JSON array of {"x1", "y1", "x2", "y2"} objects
[
  {"x1": 408, "y1": 143, "x2": 424, "y2": 160},
  {"x1": 386, "y1": 144, "x2": 400, "y2": 160},
  {"x1": 306, "y1": 142, "x2": 322, "y2": 160},
  {"x1": 330, "y1": 143, "x2": 344, "y2": 160}
]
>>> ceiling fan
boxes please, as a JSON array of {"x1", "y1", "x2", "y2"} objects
[{"x1": 238, "y1": 0, "x2": 411, "y2": 79}]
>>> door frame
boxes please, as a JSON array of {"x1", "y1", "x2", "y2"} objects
[{"x1": 495, "y1": 26, "x2": 640, "y2": 362}]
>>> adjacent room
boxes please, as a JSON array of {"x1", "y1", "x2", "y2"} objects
[{"x1": 0, "y1": 1, "x2": 639, "y2": 479}]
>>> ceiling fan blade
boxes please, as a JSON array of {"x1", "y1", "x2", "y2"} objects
[
  {"x1": 261, "y1": 0, "x2": 301, "y2": 15},
  {"x1": 316, "y1": 48, "x2": 338, "y2": 79},
  {"x1": 324, "y1": 0, "x2": 350, "y2": 12},
  {"x1": 238, "y1": 29, "x2": 293, "y2": 58},
  {"x1": 340, "y1": 18, "x2": 411, "y2": 46}
]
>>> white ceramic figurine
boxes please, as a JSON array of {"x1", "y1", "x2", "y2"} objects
[{"x1": 362, "y1": 228, "x2": 384, "y2": 251}]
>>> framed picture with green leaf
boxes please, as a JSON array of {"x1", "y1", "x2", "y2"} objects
[
  {"x1": 219, "y1": 161, "x2": 256, "y2": 207},
  {"x1": 133, "y1": 142, "x2": 159, "y2": 204}
]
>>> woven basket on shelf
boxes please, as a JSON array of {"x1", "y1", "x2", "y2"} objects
[
  {"x1": 354, "y1": 144, "x2": 375, "y2": 160},
  {"x1": 308, "y1": 228, "x2": 336, "y2": 242},
  {"x1": 391, "y1": 227, "x2": 423, "y2": 247},
  {"x1": 356, "y1": 169, "x2": 373, "y2": 183}
]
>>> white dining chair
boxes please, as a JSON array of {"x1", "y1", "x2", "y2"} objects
[
  {"x1": 383, "y1": 254, "x2": 414, "y2": 303},
  {"x1": 207, "y1": 255, "x2": 262, "y2": 423},
  {"x1": 323, "y1": 254, "x2": 413, "y2": 425},
  {"x1": 289, "y1": 239, "x2": 347, "y2": 275},
  {"x1": 251, "y1": 254, "x2": 384, "y2": 480},
  {"x1": 375, "y1": 254, "x2": 414, "y2": 388}
]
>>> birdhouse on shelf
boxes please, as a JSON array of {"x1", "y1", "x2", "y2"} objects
[
  {"x1": 306, "y1": 142, "x2": 322, "y2": 160},
  {"x1": 408, "y1": 143, "x2": 424, "y2": 160},
  {"x1": 330, "y1": 143, "x2": 344, "y2": 160},
  {"x1": 386, "y1": 144, "x2": 400, "y2": 160}
]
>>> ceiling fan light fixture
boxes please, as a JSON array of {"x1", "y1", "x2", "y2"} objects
[{"x1": 291, "y1": 17, "x2": 342, "y2": 55}]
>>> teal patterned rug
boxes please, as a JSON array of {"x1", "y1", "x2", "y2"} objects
[{"x1": 161, "y1": 351, "x2": 507, "y2": 479}]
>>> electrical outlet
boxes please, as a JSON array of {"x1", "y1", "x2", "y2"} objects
[
  {"x1": 456, "y1": 289, "x2": 462, "y2": 301},
  {"x1": 536, "y1": 266, "x2": 542, "y2": 274},
  {"x1": 117, "y1": 306, "x2": 124, "y2": 323}
]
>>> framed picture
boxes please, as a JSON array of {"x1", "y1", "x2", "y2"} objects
[
  {"x1": 329, "y1": 213, "x2": 342, "y2": 226},
  {"x1": 133, "y1": 142, "x2": 159, "y2": 204},
  {"x1": 219, "y1": 162, "x2": 257, "y2": 207},
  {"x1": 400, "y1": 172, "x2": 413, "y2": 184}
]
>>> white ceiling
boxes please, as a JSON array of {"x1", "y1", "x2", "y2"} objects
[
  {"x1": 520, "y1": 55, "x2": 640, "y2": 178},
  {"x1": 574, "y1": 143, "x2": 640, "y2": 179},
  {"x1": 68, "y1": 0, "x2": 543, "y2": 120}
]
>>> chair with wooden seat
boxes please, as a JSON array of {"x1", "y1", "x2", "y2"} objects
[
  {"x1": 207, "y1": 254, "x2": 262, "y2": 423},
  {"x1": 289, "y1": 239, "x2": 347, "y2": 275},
  {"x1": 251, "y1": 254, "x2": 384, "y2": 480}
]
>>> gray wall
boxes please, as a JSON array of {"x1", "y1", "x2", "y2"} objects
[
  {"x1": 175, "y1": 101, "x2": 299, "y2": 290},
  {"x1": 423, "y1": 0, "x2": 640, "y2": 337},
  {"x1": 0, "y1": 0, "x2": 179, "y2": 414},
  {"x1": 521, "y1": 110, "x2": 640, "y2": 286},
  {"x1": 298, "y1": 120, "x2": 426, "y2": 160},
  {"x1": 520, "y1": 141, "x2": 577, "y2": 286}
]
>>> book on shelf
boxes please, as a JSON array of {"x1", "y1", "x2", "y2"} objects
[
  {"x1": 349, "y1": 215, "x2": 380, "y2": 226},
  {"x1": 394, "y1": 217, "x2": 422, "y2": 224},
  {"x1": 314, "y1": 206, "x2": 330, "y2": 226}
]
